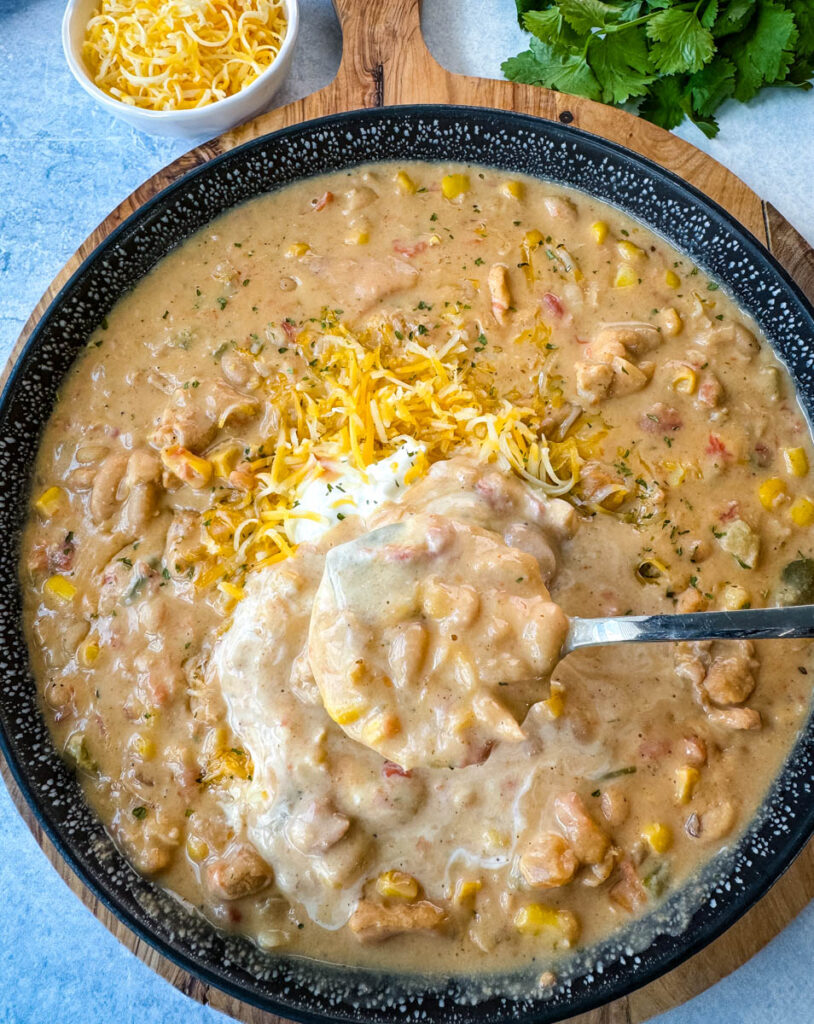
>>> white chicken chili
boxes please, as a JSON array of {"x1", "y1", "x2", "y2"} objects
[{"x1": 21, "y1": 161, "x2": 814, "y2": 975}]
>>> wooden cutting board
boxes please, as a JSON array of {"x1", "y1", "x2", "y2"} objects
[{"x1": 5, "y1": 1, "x2": 814, "y2": 1022}]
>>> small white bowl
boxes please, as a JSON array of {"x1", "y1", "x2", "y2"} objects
[{"x1": 62, "y1": 0, "x2": 299, "y2": 138}]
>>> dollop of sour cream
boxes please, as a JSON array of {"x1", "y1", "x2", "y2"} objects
[{"x1": 284, "y1": 439, "x2": 427, "y2": 545}]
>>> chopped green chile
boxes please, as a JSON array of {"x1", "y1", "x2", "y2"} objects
[{"x1": 777, "y1": 557, "x2": 814, "y2": 607}]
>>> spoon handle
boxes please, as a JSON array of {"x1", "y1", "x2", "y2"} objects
[{"x1": 564, "y1": 604, "x2": 814, "y2": 655}]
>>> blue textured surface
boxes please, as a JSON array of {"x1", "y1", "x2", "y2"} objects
[{"x1": 0, "y1": 2, "x2": 813, "y2": 1022}]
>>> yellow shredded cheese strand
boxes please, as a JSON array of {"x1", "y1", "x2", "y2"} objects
[
  {"x1": 82, "y1": 0, "x2": 287, "y2": 111},
  {"x1": 195, "y1": 311, "x2": 604, "y2": 601}
]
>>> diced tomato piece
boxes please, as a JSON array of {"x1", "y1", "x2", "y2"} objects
[
  {"x1": 706, "y1": 433, "x2": 731, "y2": 458},
  {"x1": 313, "y1": 191, "x2": 333, "y2": 211},
  {"x1": 393, "y1": 240, "x2": 427, "y2": 258},
  {"x1": 383, "y1": 760, "x2": 411, "y2": 778},
  {"x1": 542, "y1": 292, "x2": 564, "y2": 318},
  {"x1": 282, "y1": 319, "x2": 298, "y2": 341}
]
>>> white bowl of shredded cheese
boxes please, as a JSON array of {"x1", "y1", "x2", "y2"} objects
[{"x1": 62, "y1": 0, "x2": 299, "y2": 138}]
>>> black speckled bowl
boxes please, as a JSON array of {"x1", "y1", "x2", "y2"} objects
[{"x1": 3, "y1": 107, "x2": 814, "y2": 1024}]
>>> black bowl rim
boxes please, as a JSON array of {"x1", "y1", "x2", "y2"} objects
[{"x1": 3, "y1": 102, "x2": 814, "y2": 1024}]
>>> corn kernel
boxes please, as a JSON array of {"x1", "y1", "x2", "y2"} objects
[
  {"x1": 395, "y1": 171, "x2": 417, "y2": 195},
  {"x1": 642, "y1": 822, "x2": 673, "y2": 853},
  {"x1": 428, "y1": 233, "x2": 442, "y2": 246},
  {"x1": 218, "y1": 581, "x2": 245, "y2": 603},
  {"x1": 453, "y1": 878, "x2": 482, "y2": 906},
  {"x1": 441, "y1": 173, "x2": 470, "y2": 200},
  {"x1": 79, "y1": 637, "x2": 100, "y2": 666},
  {"x1": 791, "y1": 497, "x2": 814, "y2": 527},
  {"x1": 326, "y1": 702, "x2": 367, "y2": 726},
  {"x1": 783, "y1": 447, "x2": 809, "y2": 477},
  {"x1": 209, "y1": 444, "x2": 241, "y2": 480},
  {"x1": 483, "y1": 827, "x2": 510, "y2": 850},
  {"x1": 345, "y1": 230, "x2": 369, "y2": 246},
  {"x1": 35, "y1": 485, "x2": 64, "y2": 518},
  {"x1": 617, "y1": 239, "x2": 645, "y2": 262},
  {"x1": 186, "y1": 835, "x2": 209, "y2": 862},
  {"x1": 501, "y1": 180, "x2": 524, "y2": 200},
  {"x1": 723, "y1": 584, "x2": 750, "y2": 610},
  {"x1": 542, "y1": 691, "x2": 565, "y2": 719},
  {"x1": 65, "y1": 731, "x2": 95, "y2": 772},
  {"x1": 613, "y1": 264, "x2": 638, "y2": 288},
  {"x1": 376, "y1": 870, "x2": 419, "y2": 900},
  {"x1": 513, "y1": 904, "x2": 580, "y2": 946},
  {"x1": 362, "y1": 711, "x2": 401, "y2": 746},
  {"x1": 675, "y1": 766, "x2": 700, "y2": 805},
  {"x1": 44, "y1": 574, "x2": 76, "y2": 602},
  {"x1": 665, "y1": 269, "x2": 681, "y2": 288},
  {"x1": 661, "y1": 307, "x2": 683, "y2": 336},
  {"x1": 514, "y1": 903, "x2": 558, "y2": 935},
  {"x1": 161, "y1": 446, "x2": 213, "y2": 489},
  {"x1": 591, "y1": 220, "x2": 609, "y2": 244},
  {"x1": 474, "y1": 222, "x2": 488, "y2": 238},
  {"x1": 256, "y1": 929, "x2": 288, "y2": 950},
  {"x1": 133, "y1": 734, "x2": 156, "y2": 760},
  {"x1": 286, "y1": 242, "x2": 309, "y2": 258},
  {"x1": 670, "y1": 366, "x2": 696, "y2": 394},
  {"x1": 758, "y1": 477, "x2": 787, "y2": 510},
  {"x1": 523, "y1": 229, "x2": 544, "y2": 250}
]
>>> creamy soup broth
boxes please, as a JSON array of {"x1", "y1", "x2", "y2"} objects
[{"x1": 21, "y1": 161, "x2": 814, "y2": 976}]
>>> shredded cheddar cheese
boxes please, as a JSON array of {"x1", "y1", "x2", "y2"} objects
[
  {"x1": 196, "y1": 310, "x2": 602, "y2": 600},
  {"x1": 82, "y1": 0, "x2": 287, "y2": 111}
]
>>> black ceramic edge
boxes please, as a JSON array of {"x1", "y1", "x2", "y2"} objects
[{"x1": 1, "y1": 103, "x2": 813, "y2": 1024}]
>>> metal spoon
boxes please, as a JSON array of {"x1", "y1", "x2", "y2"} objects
[{"x1": 563, "y1": 604, "x2": 814, "y2": 657}]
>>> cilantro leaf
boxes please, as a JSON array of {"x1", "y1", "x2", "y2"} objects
[
  {"x1": 789, "y1": 0, "x2": 814, "y2": 55},
  {"x1": 503, "y1": 0, "x2": 813, "y2": 137},
  {"x1": 688, "y1": 109, "x2": 721, "y2": 137},
  {"x1": 557, "y1": 0, "x2": 620, "y2": 33},
  {"x1": 639, "y1": 75, "x2": 687, "y2": 129},
  {"x1": 523, "y1": 8, "x2": 584, "y2": 51},
  {"x1": 730, "y1": 0, "x2": 799, "y2": 101},
  {"x1": 648, "y1": 9, "x2": 716, "y2": 73},
  {"x1": 701, "y1": 0, "x2": 720, "y2": 29},
  {"x1": 502, "y1": 48, "x2": 551, "y2": 85},
  {"x1": 714, "y1": 0, "x2": 756, "y2": 37},
  {"x1": 689, "y1": 56, "x2": 736, "y2": 114},
  {"x1": 503, "y1": 37, "x2": 602, "y2": 99},
  {"x1": 618, "y1": 2, "x2": 647, "y2": 21},
  {"x1": 515, "y1": 0, "x2": 549, "y2": 28},
  {"x1": 785, "y1": 54, "x2": 814, "y2": 87},
  {"x1": 589, "y1": 28, "x2": 656, "y2": 103}
]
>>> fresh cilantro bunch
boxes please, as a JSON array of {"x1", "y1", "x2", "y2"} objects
[{"x1": 502, "y1": 0, "x2": 814, "y2": 137}]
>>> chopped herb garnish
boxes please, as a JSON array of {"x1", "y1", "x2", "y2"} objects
[{"x1": 598, "y1": 766, "x2": 636, "y2": 781}]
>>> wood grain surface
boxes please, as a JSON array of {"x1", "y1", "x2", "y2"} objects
[{"x1": 4, "y1": 1, "x2": 814, "y2": 1023}]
